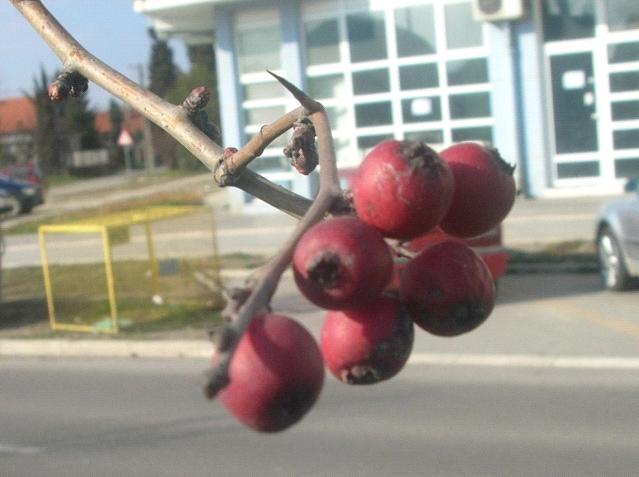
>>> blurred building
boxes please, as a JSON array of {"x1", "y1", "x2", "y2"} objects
[{"x1": 134, "y1": 0, "x2": 639, "y2": 212}]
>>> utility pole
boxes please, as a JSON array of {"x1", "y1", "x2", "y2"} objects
[{"x1": 136, "y1": 63, "x2": 156, "y2": 174}]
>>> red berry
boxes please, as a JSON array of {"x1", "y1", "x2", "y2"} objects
[
  {"x1": 217, "y1": 313, "x2": 324, "y2": 433},
  {"x1": 439, "y1": 142, "x2": 516, "y2": 238},
  {"x1": 320, "y1": 296, "x2": 414, "y2": 384},
  {"x1": 351, "y1": 139, "x2": 454, "y2": 240},
  {"x1": 293, "y1": 216, "x2": 393, "y2": 310},
  {"x1": 400, "y1": 241, "x2": 495, "y2": 337}
]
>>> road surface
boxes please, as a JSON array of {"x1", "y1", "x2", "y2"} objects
[{"x1": 1, "y1": 357, "x2": 638, "y2": 477}]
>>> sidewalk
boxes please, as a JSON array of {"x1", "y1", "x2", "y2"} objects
[{"x1": 1, "y1": 176, "x2": 627, "y2": 357}]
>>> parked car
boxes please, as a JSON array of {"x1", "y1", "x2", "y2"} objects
[
  {"x1": 0, "y1": 163, "x2": 47, "y2": 189},
  {"x1": 0, "y1": 175, "x2": 45, "y2": 216},
  {"x1": 595, "y1": 178, "x2": 639, "y2": 290}
]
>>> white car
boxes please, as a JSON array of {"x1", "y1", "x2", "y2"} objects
[{"x1": 595, "y1": 178, "x2": 639, "y2": 290}]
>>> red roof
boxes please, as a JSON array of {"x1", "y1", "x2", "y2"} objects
[
  {"x1": 0, "y1": 96, "x2": 143, "y2": 136},
  {"x1": 94, "y1": 110, "x2": 144, "y2": 135},
  {"x1": 0, "y1": 97, "x2": 36, "y2": 134}
]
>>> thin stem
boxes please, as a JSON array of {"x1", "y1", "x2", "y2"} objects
[
  {"x1": 10, "y1": 0, "x2": 314, "y2": 216},
  {"x1": 204, "y1": 75, "x2": 342, "y2": 398}
]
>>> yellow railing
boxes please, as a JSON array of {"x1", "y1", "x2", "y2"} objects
[{"x1": 38, "y1": 206, "x2": 220, "y2": 334}]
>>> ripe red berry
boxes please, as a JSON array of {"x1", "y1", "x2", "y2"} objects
[
  {"x1": 217, "y1": 313, "x2": 324, "y2": 433},
  {"x1": 400, "y1": 241, "x2": 496, "y2": 337},
  {"x1": 351, "y1": 139, "x2": 454, "y2": 240},
  {"x1": 439, "y1": 142, "x2": 516, "y2": 238},
  {"x1": 320, "y1": 295, "x2": 414, "y2": 384},
  {"x1": 292, "y1": 216, "x2": 393, "y2": 310}
]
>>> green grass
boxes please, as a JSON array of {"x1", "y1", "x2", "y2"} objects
[
  {"x1": 4, "y1": 189, "x2": 208, "y2": 235},
  {"x1": 0, "y1": 257, "x2": 225, "y2": 337}
]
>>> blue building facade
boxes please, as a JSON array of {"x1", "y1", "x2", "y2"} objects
[{"x1": 135, "y1": 0, "x2": 639, "y2": 212}]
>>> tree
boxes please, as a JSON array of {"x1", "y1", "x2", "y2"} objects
[
  {"x1": 29, "y1": 67, "x2": 65, "y2": 173},
  {"x1": 165, "y1": 42, "x2": 220, "y2": 170},
  {"x1": 63, "y1": 91, "x2": 100, "y2": 151},
  {"x1": 148, "y1": 28, "x2": 178, "y2": 167}
]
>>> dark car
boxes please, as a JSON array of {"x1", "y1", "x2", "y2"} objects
[
  {"x1": 0, "y1": 174, "x2": 45, "y2": 216},
  {"x1": 595, "y1": 178, "x2": 639, "y2": 291}
]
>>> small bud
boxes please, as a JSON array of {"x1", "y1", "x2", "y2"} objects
[
  {"x1": 48, "y1": 81, "x2": 70, "y2": 101},
  {"x1": 183, "y1": 86, "x2": 211, "y2": 115}
]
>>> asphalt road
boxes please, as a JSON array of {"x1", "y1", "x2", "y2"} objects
[{"x1": 1, "y1": 357, "x2": 638, "y2": 477}]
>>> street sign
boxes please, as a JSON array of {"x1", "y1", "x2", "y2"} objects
[{"x1": 117, "y1": 129, "x2": 134, "y2": 147}]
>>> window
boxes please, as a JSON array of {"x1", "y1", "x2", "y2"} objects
[
  {"x1": 445, "y1": 3, "x2": 482, "y2": 49},
  {"x1": 614, "y1": 130, "x2": 639, "y2": 149},
  {"x1": 347, "y1": 12, "x2": 387, "y2": 62},
  {"x1": 355, "y1": 102, "x2": 392, "y2": 127},
  {"x1": 611, "y1": 101, "x2": 639, "y2": 120},
  {"x1": 305, "y1": 19, "x2": 340, "y2": 65},
  {"x1": 353, "y1": 69, "x2": 390, "y2": 95},
  {"x1": 237, "y1": 26, "x2": 281, "y2": 74},
  {"x1": 447, "y1": 59, "x2": 488, "y2": 86},
  {"x1": 615, "y1": 158, "x2": 639, "y2": 178},
  {"x1": 606, "y1": 0, "x2": 639, "y2": 32},
  {"x1": 399, "y1": 64, "x2": 439, "y2": 91},
  {"x1": 557, "y1": 161, "x2": 599, "y2": 178},
  {"x1": 308, "y1": 74, "x2": 345, "y2": 99},
  {"x1": 608, "y1": 42, "x2": 639, "y2": 64},
  {"x1": 243, "y1": 81, "x2": 284, "y2": 101},
  {"x1": 610, "y1": 71, "x2": 639, "y2": 92},
  {"x1": 542, "y1": 0, "x2": 595, "y2": 41},
  {"x1": 449, "y1": 93, "x2": 491, "y2": 119},
  {"x1": 401, "y1": 97, "x2": 441, "y2": 123},
  {"x1": 395, "y1": 5, "x2": 436, "y2": 57}
]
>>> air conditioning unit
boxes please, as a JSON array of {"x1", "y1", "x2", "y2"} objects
[{"x1": 473, "y1": 0, "x2": 525, "y2": 22}]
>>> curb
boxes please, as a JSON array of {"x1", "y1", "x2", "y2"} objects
[{"x1": 0, "y1": 339, "x2": 212, "y2": 359}]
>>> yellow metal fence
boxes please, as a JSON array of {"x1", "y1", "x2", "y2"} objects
[{"x1": 38, "y1": 206, "x2": 222, "y2": 334}]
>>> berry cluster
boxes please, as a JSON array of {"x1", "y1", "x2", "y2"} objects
[{"x1": 216, "y1": 139, "x2": 516, "y2": 433}]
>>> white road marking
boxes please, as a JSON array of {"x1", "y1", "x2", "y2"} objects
[
  {"x1": 408, "y1": 353, "x2": 639, "y2": 369},
  {"x1": 0, "y1": 443, "x2": 44, "y2": 455}
]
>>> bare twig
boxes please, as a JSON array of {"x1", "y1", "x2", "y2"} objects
[
  {"x1": 203, "y1": 73, "x2": 342, "y2": 398},
  {"x1": 10, "y1": 0, "x2": 313, "y2": 217}
]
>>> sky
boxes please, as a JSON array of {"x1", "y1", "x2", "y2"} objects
[{"x1": 0, "y1": 0, "x2": 189, "y2": 110}]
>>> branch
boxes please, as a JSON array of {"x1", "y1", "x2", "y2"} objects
[
  {"x1": 204, "y1": 74, "x2": 342, "y2": 398},
  {"x1": 10, "y1": 0, "x2": 313, "y2": 217}
]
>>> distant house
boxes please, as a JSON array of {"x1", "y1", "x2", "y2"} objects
[
  {"x1": 0, "y1": 96, "x2": 143, "y2": 169},
  {"x1": 0, "y1": 97, "x2": 37, "y2": 164},
  {"x1": 135, "y1": 0, "x2": 639, "y2": 212}
]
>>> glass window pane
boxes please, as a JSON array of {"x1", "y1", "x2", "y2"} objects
[
  {"x1": 347, "y1": 13, "x2": 387, "y2": 62},
  {"x1": 614, "y1": 129, "x2": 639, "y2": 149},
  {"x1": 608, "y1": 42, "x2": 639, "y2": 63},
  {"x1": 357, "y1": 134, "x2": 393, "y2": 153},
  {"x1": 399, "y1": 64, "x2": 439, "y2": 90},
  {"x1": 452, "y1": 127, "x2": 493, "y2": 144},
  {"x1": 355, "y1": 102, "x2": 392, "y2": 127},
  {"x1": 243, "y1": 81, "x2": 283, "y2": 101},
  {"x1": 445, "y1": 3, "x2": 482, "y2": 49},
  {"x1": 325, "y1": 105, "x2": 349, "y2": 131},
  {"x1": 248, "y1": 156, "x2": 288, "y2": 173},
  {"x1": 404, "y1": 130, "x2": 444, "y2": 144},
  {"x1": 401, "y1": 97, "x2": 441, "y2": 123},
  {"x1": 606, "y1": 0, "x2": 639, "y2": 32},
  {"x1": 615, "y1": 158, "x2": 639, "y2": 178},
  {"x1": 610, "y1": 71, "x2": 639, "y2": 92},
  {"x1": 395, "y1": 5, "x2": 436, "y2": 57},
  {"x1": 557, "y1": 161, "x2": 599, "y2": 178},
  {"x1": 308, "y1": 74, "x2": 345, "y2": 99},
  {"x1": 244, "y1": 105, "x2": 286, "y2": 125},
  {"x1": 611, "y1": 101, "x2": 639, "y2": 120},
  {"x1": 542, "y1": 0, "x2": 595, "y2": 41},
  {"x1": 238, "y1": 26, "x2": 281, "y2": 74},
  {"x1": 449, "y1": 92, "x2": 491, "y2": 119},
  {"x1": 447, "y1": 58, "x2": 488, "y2": 86},
  {"x1": 353, "y1": 69, "x2": 390, "y2": 95},
  {"x1": 305, "y1": 19, "x2": 340, "y2": 65}
]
